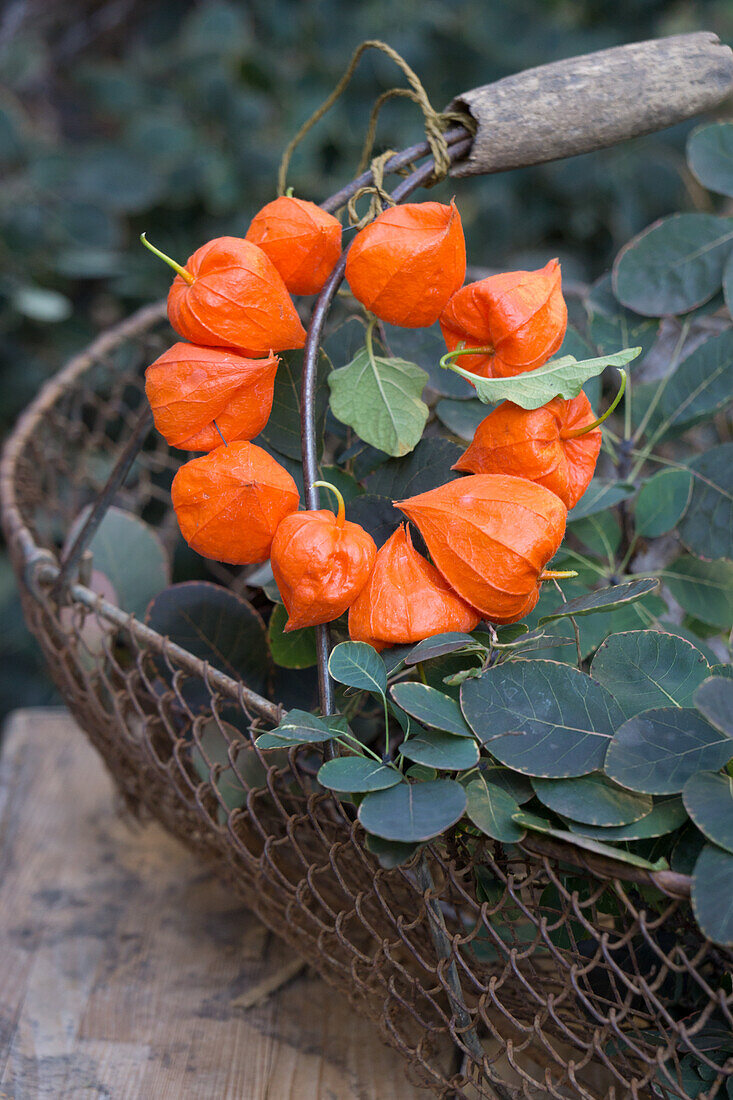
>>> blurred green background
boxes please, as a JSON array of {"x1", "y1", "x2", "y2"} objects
[{"x1": 1, "y1": 0, "x2": 731, "y2": 715}]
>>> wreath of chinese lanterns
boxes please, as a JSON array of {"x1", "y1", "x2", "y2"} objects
[{"x1": 142, "y1": 194, "x2": 604, "y2": 646}]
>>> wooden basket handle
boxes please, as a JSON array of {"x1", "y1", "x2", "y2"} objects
[{"x1": 448, "y1": 32, "x2": 733, "y2": 177}]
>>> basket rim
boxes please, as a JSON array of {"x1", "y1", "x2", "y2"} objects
[{"x1": 0, "y1": 301, "x2": 695, "y2": 903}]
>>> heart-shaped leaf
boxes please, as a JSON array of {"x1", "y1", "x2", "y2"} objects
[
  {"x1": 328, "y1": 641, "x2": 387, "y2": 695},
  {"x1": 329, "y1": 345, "x2": 429, "y2": 457},
  {"x1": 567, "y1": 795, "x2": 688, "y2": 841},
  {"x1": 257, "y1": 347, "x2": 331, "y2": 460},
  {"x1": 461, "y1": 660, "x2": 621, "y2": 777},
  {"x1": 145, "y1": 581, "x2": 270, "y2": 695},
  {"x1": 591, "y1": 630, "x2": 711, "y2": 720},
  {"x1": 679, "y1": 444, "x2": 733, "y2": 561},
  {"x1": 538, "y1": 579, "x2": 658, "y2": 626},
  {"x1": 613, "y1": 213, "x2": 733, "y2": 316},
  {"x1": 634, "y1": 470, "x2": 692, "y2": 537},
  {"x1": 390, "y1": 682, "x2": 474, "y2": 737},
  {"x1": 692, "y1": 844, "x2": 733, "y2": 946},
  {"x1": 317, "y1": 757, "x2": 402, "y2": 793},
  {"x1": 465, "y1": 777, "x2": 524, "y2": 843},
  {"x1": 532, "y1": 773, "x2": 652, "y2": 827},
  {"x1": 400, "y1": 728, "x2": 479, "y2": 771},
  {"x1": 365, "y1": 437, "x2": 463, "y2": 499},
  {"x1": 605, "y1": 708, "x2": 733, "y2": 794},
  {"x1": 267, "y1": 604, "x2": 317, "y2": 669},
  {"x1": 447, "y1": 348, "x2": 640, "y2": 410},
  {"x1": 345, "y1": 494, "x2": 403, "y2": 547},
  {"x1": 687, "y1": 122, "x2": 733, "y2": 198},
  {"x1": 683, "y1": 771, "x2": 733, "y2": 855},
  {"x1": 695, "y1": 676, "x2": 733, "y2": 738},
  {"x1": 358, "y1": 779, "x2": 467, "y2": 842}
]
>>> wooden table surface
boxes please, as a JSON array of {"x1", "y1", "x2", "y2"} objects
[{"x1": 0, "y1": 709, "x2": 429, "y2": 1100}]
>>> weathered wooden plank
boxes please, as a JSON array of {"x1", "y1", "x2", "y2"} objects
[
  {"x1": 449, "y1": 33, "x2": 733, "y2": 177},
  {"x1": 0, "y1": 709, "x2": 425, "y2": 1100}
]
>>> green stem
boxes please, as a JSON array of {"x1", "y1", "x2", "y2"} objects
[
  {"x1": 313, "y1": 480, "x2": 346, "y2": 525},
  {"x1": 540, "y1": 569, "x2": 578, "y2": 581},
  {"x1": 623, "y1": 370, "x2": 632, "y2": 442},
  {"x1": 560, "y1": 370, "x2": 627, "y2": 439},
  {"x1": 140, "y1": 232, "x2": 194, "y2": 285},
  {"x1": 632, "y1": 320, "x2": 690, "y2": 446},
  {"x1": 439, "y1": 343, "x2": 493, "y2": 373},
  {"x1": 338, "y1": 733, "x2": 383, "y2": 763}
]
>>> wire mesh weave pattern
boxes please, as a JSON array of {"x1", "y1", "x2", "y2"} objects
[{"x1": 2, "y1": 306, "x2": 731, "y2": 1100}]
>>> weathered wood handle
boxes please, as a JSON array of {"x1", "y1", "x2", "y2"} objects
[{"x1": 448, "y1": 32, "x2": 733, "y2": 177}]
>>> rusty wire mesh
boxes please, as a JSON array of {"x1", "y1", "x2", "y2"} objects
[{"x1": 1, "y1": 305, "x2": 732, "y2": 1100}]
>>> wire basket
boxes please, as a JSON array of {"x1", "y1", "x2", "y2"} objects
[{"x1": 2, "y1": 304, "x2": 732, "y2": 1100}]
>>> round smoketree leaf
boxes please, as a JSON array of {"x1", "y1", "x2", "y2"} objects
[
  {"x1": 464, "y1": 776, "x2": 524, "y2": 843},
  {"x1": 365, "y1": 834, "x2": 421, "y2": 868},
  {"x1": 665, "y1": 557, "x2": 733, "y2": 631},
  {"x1": 567, "y1": 479, "x2": 636, "y2": 521},
  {"x1": 567, "y1": 795, "x2": 688, "y2": 841},
  {"x1": 642, "y1": 330, "x2": 733, "y2": 440},
  {"x1": 390, "y1": 682, "x2": 474, "y2": 737},
  {"x1": 317, "y1": 757, "x2": 403, "y2": 793},
  {"x1": 475, "y1": 766, "x2": 534, "y2": 805},
  {"x1": 532, "y1": 773, "x2": 652, "y2": 827},
  {"x1": 694, "y1": 676, "x2": 733, "y2": 739},
  {"x1": 328, "y1": 641, "x2": 387, "y2": 696},
  {"x1": 538, "y1": 579, "x2": 658, "y2": 626},
  {"x1": 613, "y1": 213, "x2": 733, "y2": 317},
  {"x1": 358, "y1": 779, "x2": 466, "y2": 842},
  {"x1": 683, "y1": 771, "x2": 733, "y2": 855},
  {"x1": 679, "y1": 444, "x2": 733, "y2": 561},
  {"x1": 258, "y1": 709, "x2": 338, "y2": 745},
  {"x1": 687, "y1": 122, "x2": 733, "y2": 197},
  {"x1": 605, "y1": 708, "x2": 733, "y2": 794},
  {"x1": 400, "y1": 728, "x2": 479, "y2": 771},
  {"x1": 404, "y1": 633, "x2": 483, "y2": 665},
  {"x1": 590, "y1": 630, "x2": 711, "y2": 720},
  {"x1": 692, "y1": 844, "x2": 733, "y2": 947},
  {"x1": 634, "y1": 470, "x2": 692, "y2": 537}
]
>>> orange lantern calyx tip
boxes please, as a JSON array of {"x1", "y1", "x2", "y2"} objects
[{"x1": 140, "y1": 232, "x2": 194, "y2": 285}]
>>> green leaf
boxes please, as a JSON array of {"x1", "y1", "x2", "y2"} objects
[
  {"x1": 267, "y1": 604, "x2": 317, "y2": 669},
  {"x1": 694, "y1": 676, "x2": 733, "y2": 739},
  {"x1": 475, "y1": 765, "x2": 534, "y2": 804},
  {"x1": 390, "y1": 682, "x2": 474, "y2": 737},
  {"x1": 317, "y1": 757, "x2": 402, "y2": 793},
  {"x1": 465, "y1": 777, "x2": 524, "y2": 843},
  {"x1": 613, "y1": 214, "x2": 733, "y2": 316},
  {"x1": 145, "y1": 581, "x2": 270, "y2": 696},
  {"x1": 514, "y1": 812, "x2": 669, "y2": 871},
  {"x1": 358, "y1": 779, "x2": 466, "y2": 842},
  {"x1": 678, "y1": 445, "x2": 733, "y2": 561},
  {"x1": 683, "y1": 772, "x2": 733, "y2": 855},
  {"x1": 687, "y1": 122, "x2": 733, "y2": 198},
  {"x1": 364, "y1": 834, "x2": 420, "y2": 868},
  {"x1": 567, "y1": 479, "x2": 636, "y2": 521},
  {"x1": 605, "y1": 708, "x2": 733, "y2": 794},
  {"x1": 691, "y1": 844, "x2": 733, "y2": 946},
  {"x1": 588, "y1": 300, "x2": 659, "y2": 368},
  {"x1": 365, "y1": 438, "x2": 462, "y2": 499},
  {"x1": 258, "y1": 709, "x2": 337, "y2": 745},
  {"x1": 665, "y1": 557, "x2": 733, "y2": 630},
  {"x1": 567, "y1": 795, "x2": 688, "y2": 841},
  {"x1": 382, "y1": 321, "x2": 472, "y2": 398},
  {"x1": 404, "y1": 632, "x2": 484, "y2": 665},
  {"x1": 643, "y1": 331, "x2": 733, "y2": 440},
  {"x1": 328, "y1": 345, "x2": 429, "y2": 457},
  {"x1": 724, "y1": 249, "x2": 733, "y2": 317},
  {"x1": 567, "y1": 510, "x2": 620, "y2": 559},
  {"x1": 400, "y1": 728, "x2": 479, "y2": 771},
  {"x1": 257, "y1": 347, "x2": 331, "y2": 460},
  {"x1": 448, "y1": 348, "x2": 640, "y2": 410},
  {"x1": 345, "y1": 494, "x2": 402, "y2": 546},
  {"x1": 69, "y1": 505, "x2": 170, "y2": 620},
  {"x1": 191, "y1": 719, "x2": 248, "y2": 810},
  {"x1": 435, "y1": 398, "x2": 487, "y2": 441},
  {"x1": 328, "y1": 641, "x2": 387, "y2": 696},
  {"x1": 538, "y1": 579, "x2": 658, "y2": 626},
  {"x1": 461, "y1": 660, "x2": 621, "y2": 777},
  {"x1": 634, "y1": 470, "x2": 692, "y2": 537},
  {"x1": 532, "y1": 773, "x2": 652, "y2": 826},
  {"x1": 590, "y1": 630, "x2": 711, "y2": 720}
]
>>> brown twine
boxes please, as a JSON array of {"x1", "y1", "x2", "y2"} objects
[
  {"x1": 276, "y1": 39, "x2": 475, "y2": 207},
  {"x1": 345, "y1": 149, "x2": 398, "y2": 228}
]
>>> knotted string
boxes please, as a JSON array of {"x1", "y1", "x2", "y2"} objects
[{"x1": 276, "y1": 39, "x2": 475, "y2": 210}]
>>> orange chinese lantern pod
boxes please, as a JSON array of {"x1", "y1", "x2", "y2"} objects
[
  {"x1": 396, "y1": 475, "x2": 568, "y2": 623},
  {"x1": 171, "y1": 441, "x2": 299, "y2": 565},
  {"x1": 270, "y1": 483, "x2": 377, "y2": 631},
  {"x1": 439, "y1": 259, "x2": 567, "y2": 379},
  {"x1": 452, "y1": 392, "x2": 602, "y2": 510},
  {"x1": 245, "y1": 196, "x2": 342, "y2": 296},
  {"x1": 140, "y1": 234, "x2": 306, "y2": 355},
  {"x1": 348, "y1": 525, "x2": 481, "y2": 651},
  {"x1": 145, "y1": 343, "x2": 279, "y2": 452},
  {"x1": 344, "y1": 200, "x2": 466, "y2": 328}
]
